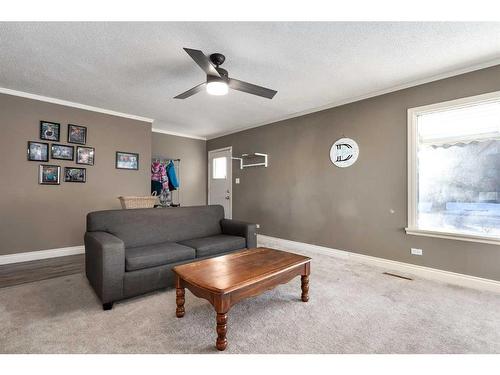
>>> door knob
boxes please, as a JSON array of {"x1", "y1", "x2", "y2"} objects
[{"x1": 225, "y1": 196, "x2": 230, "y2": 200}]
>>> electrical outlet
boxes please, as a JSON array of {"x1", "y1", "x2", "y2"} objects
[
  {"x1": 256, "y1": 224, "x2": 260, "y2": 229},
  {"x1": 235, "y1": 178, "x2": 240, "y2": 184},
  {"x1": 411, "y1": 248, "x2": 423, "y2": 256}
]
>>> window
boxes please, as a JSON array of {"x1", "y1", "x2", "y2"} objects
[
  {"x1": 212, "y1": 156, "x2": 227, "y2": 179},
  {"x1": 407, "y1": 91, "x2": 500, "y2": 244}
]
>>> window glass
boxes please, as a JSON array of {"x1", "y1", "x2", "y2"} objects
[
  {"x1": 416, "y1": 101, "x2": 500, "y2": 237},
  {"x1": 212, "y1": 157, "x2": 227, "y2": 179}
]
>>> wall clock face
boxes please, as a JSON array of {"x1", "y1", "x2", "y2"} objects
[{"x1": 330, "y1": 138, "x2": 359, "y2": 168}]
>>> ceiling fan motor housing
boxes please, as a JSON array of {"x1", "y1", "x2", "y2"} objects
[
  {"x1": 209, "y1": 53, "x2": 226, "y2": 67},
  {"x1": 208, "y1": 53, "x2": 228, "y2": 84}
]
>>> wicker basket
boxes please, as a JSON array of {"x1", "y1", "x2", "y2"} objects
[{"x1": 118, "y1": 195, "x2": 158, "y2": 209}]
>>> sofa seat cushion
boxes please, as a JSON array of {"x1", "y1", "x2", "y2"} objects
[
  {"x1": 125, "y1": 242, "x2": 195, "y2": 272},
  {"x1": 179, "y1": 234, "x2": 246, "y2": 258}
]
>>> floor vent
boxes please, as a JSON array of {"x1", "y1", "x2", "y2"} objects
[{"x1": 383, "y1": 272, "x2": 413, "y2": 281}]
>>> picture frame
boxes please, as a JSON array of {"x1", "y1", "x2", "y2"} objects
[
  {"x1": 51, "y1": 144, "x2": 74, "y2": 161},
  {"x1": 76, "y1": 146, "x2": 95, "y2": 165},
  {"x1": 64, "y1": 167, "x2": 86, "y2": 183},
  {"x1": 39, "y1": 165, "x2": 60, "y2": 185},
  {"x1": 40, "y1": 121, "x2": 60, "y2": 141},
  {"x1": 67, "y1": 124, "x2": 87, "y2": 145},
  {"x1": 116, "y1": 151, "x2": 139, "y2": 170},
  {"x1": 27, "y1": 141, "x2": 49, "y2": 162}
]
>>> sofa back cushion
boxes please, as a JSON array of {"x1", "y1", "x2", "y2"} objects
[{"x1": 86, "y1": 205, "x2": 224, "y2": 248}]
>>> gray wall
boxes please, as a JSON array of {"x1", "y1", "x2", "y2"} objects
[
  {"x1": 151, "y1": 132, "x2": 207, "y2": 206},
  {"x1": 0, "y1": 93, "x2": 151, "y2": 255},
  {"x1": 208, "y1": 64, "x2": 500, "y2": 281}
]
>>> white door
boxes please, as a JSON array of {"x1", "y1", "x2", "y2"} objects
[{"x1": 208, "y1": 147, "x2": 232, "y2": 218}]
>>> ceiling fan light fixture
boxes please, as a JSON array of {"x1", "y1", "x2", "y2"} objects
[{"x1": 206, "y1": 80, "x2": 228, "y2": 96}]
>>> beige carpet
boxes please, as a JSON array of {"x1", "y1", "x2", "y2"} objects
[{"x1": 0, "y1": 250, "x2": 499, "y2": 354}]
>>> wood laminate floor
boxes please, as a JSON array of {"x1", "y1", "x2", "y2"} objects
[{"x1": 0, "y1": 254, "x2": 84, "y2": 288}]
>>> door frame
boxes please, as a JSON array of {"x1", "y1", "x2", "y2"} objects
[{"x1": 208, "y1": 146, "x2": 232, "y2": 218}]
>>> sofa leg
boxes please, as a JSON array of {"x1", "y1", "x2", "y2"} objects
[{"x1": 103, "y1": 302, "x2": 114, "y2": 311}]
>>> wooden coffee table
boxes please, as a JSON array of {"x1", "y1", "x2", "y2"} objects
[{"x1": 172, "y1": 247, "x2": 311, "y2": 351}]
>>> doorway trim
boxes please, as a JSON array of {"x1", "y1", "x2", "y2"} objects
[{"x1": 208, "y1": 146, "x2": 233, "y2": 218}]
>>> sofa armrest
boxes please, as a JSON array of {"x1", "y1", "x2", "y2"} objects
[
  {"x1": 84, "y1": 231, "x2": 125, "y2": 304},
  {"x1": 220, "y1": 219, "x2": 257, "y2": 249}
]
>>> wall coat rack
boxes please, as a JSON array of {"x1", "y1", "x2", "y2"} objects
[{"x1": 232, "y1": 153, "x2": 268, "y2": 169}]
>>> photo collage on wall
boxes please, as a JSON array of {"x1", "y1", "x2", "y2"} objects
[{"x1": 28, "y1": 121, "x2": 93, "y2": 185}]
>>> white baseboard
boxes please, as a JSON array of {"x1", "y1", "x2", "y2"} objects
[
  {"x1": 0, "y1": 246, "x2": 85, "y2": 265},
  {"x1": 2, "y1": 237, "x2": 499, "y2": 294},
  {"x1": 257, "y1": 234, "x2": 500, "y2": 294}
]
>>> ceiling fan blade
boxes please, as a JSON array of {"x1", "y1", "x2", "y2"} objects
[
  {"x1": 174, "y1": 82, "x2": 206, "y2": 99},
  {"x1": 183, "y1": 48, "x2": 221, "y2": 78},
  {"x1": 229, "y1": 78, "x2": 277, "y2": 99}
]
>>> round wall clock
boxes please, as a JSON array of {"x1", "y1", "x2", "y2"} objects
[{"x1": 330, "y1": 138, "x2": 359, "y2": 168}]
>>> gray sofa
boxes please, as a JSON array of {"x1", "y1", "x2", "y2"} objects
[{"x1": 84, "y1": 205, "x2": 256, "y2": 310}]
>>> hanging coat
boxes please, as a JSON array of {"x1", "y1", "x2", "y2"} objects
[
  {"x1": 166, "y1": 160, "x2": 179, "y2": 191},
  {"x1": 151, "y1": 161, "x2": 169, "y2": 195},
  {"x1": 151, "y1": 161, "x2": 162, "y2": 181}
]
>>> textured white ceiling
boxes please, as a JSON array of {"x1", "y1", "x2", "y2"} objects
[{"x1": 1, "y1": 22, "x2": 500, "y2": 139}]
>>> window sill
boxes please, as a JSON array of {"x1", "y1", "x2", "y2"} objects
[{"x1": 405, "y1": 228, "x2": 500, "y2": 246}]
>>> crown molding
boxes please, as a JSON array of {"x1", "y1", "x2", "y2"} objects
[
  {"x1": 152, "y1": 127, "x2": 206, "y2": 140},
  {"x1": 4, "y1": 57, "x2": 500, "y2": 141},
  {"x1": 0, "y1": 87, "x2": 154, "y2": 123},
  {"x1": 206, "y1": 58, "x2": 500, "y2": 140}
]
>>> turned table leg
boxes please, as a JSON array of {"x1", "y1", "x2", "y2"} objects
[
  {"x1": 216, "y1": 312, "x2": 228, "y2": 351},
  {"x1": 301, "y1": 275, "x2": 309, "y2": 302},
  {"x1": 176, "y1": 287, "x2": 185, "y2": 318}
]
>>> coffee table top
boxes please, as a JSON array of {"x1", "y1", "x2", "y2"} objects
[{"x1": 172, "y1": 247, "x2": 310, "y2": 294}]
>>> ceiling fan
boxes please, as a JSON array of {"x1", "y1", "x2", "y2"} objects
[{"x1": 174, "y1": 48, "x2": 277, "y2": 100}]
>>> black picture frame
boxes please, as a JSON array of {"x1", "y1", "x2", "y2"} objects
[
  {"x1": 39, "y1": 165, "x2": 60, "y2": 185},
  {"x1": 116, "y1": 151, "x2": 139, "y2": 170},
  {"x1": 27, "y1": 141, "x2": 49, "y2": 162},
  {"x1": 67, "y1": 124, "x2": 87, "y2": 145},
  {"x1": 51, "y1": 144, "x2": 74, "y2": 161},
  {"x1": 64, "y1": 167, "x2": 86, "y2": 183},
  {"x1": 40, "y1": 121, "x2": 60, "y2": 141},
  {"x1": 76, "y1": 146, "x2": 95, "y2": 165}
]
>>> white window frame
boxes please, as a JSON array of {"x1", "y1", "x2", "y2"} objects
[{"x1": 406, "y1": 90, "x2": 500, "y2": 246}]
